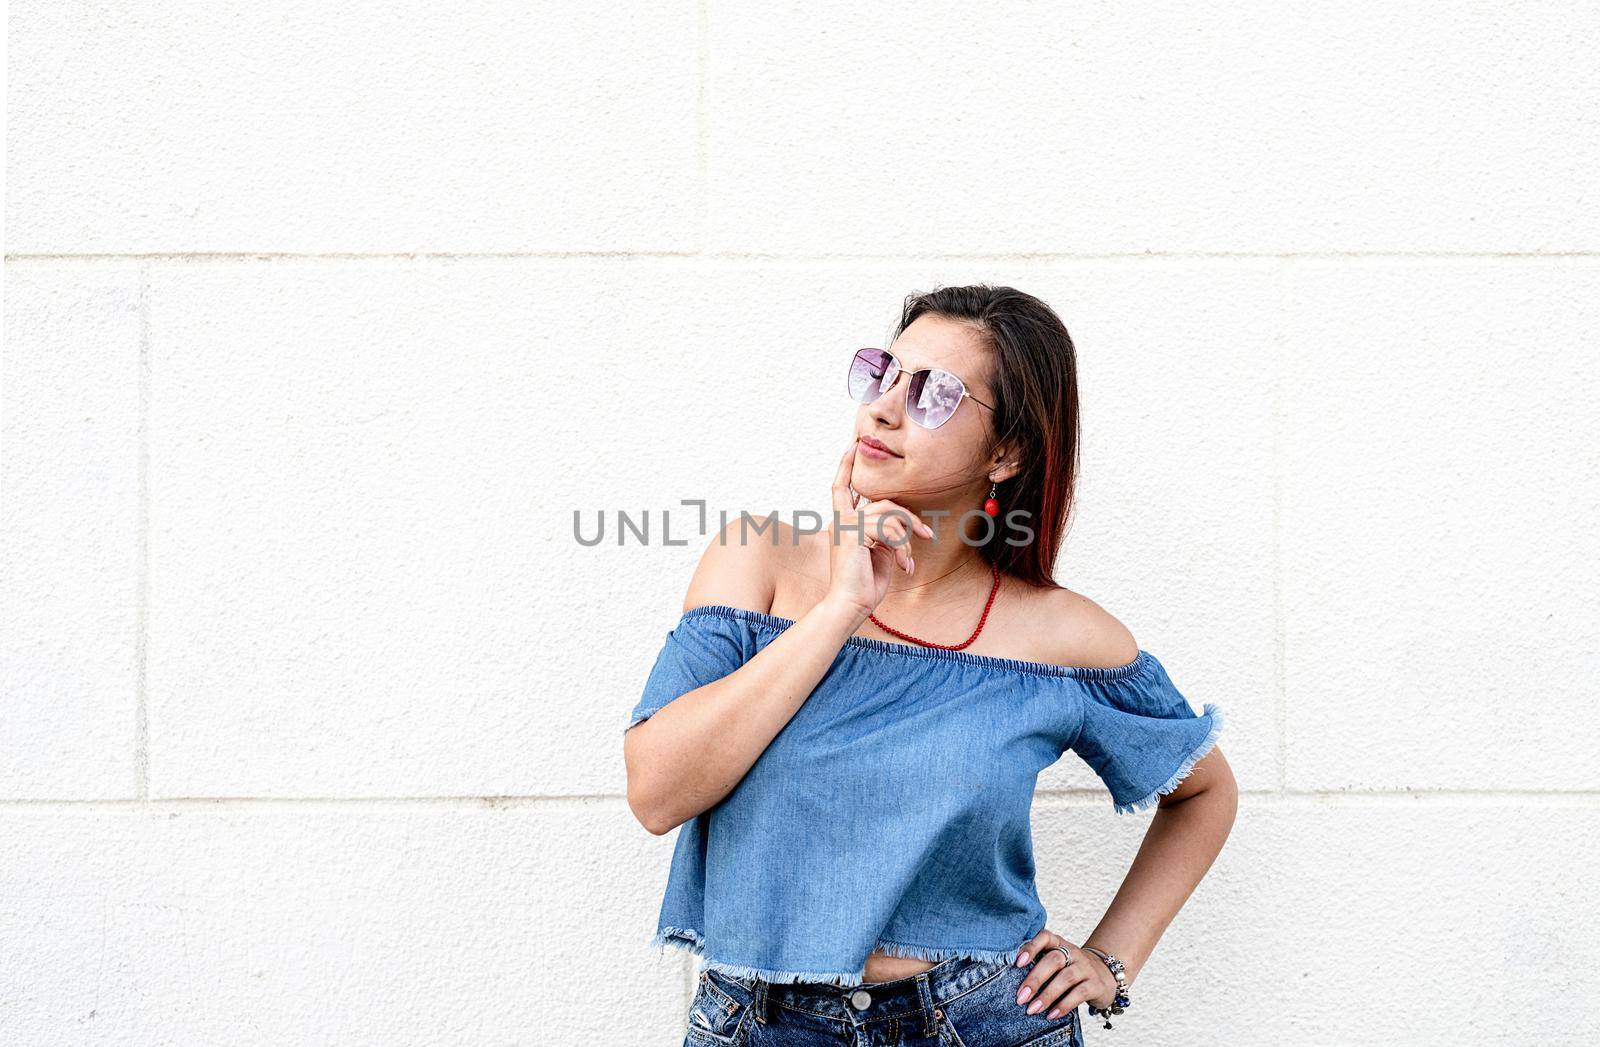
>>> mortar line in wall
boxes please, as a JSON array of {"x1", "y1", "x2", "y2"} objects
[
  {"x1": 1041, "y1": 789, "x2": 1600, "y2": 806},
  {"x1": 5, "y1": 250, "x2": 1600, "y2": 264},
  {"x1": 5, "y1": 790, "x2": 1600, "y2": 810},
  {"x1": 1273, "y1": 257, "x2": 1289, "y2": 795},
  {"x1": 694, "y1": 0, "x2": 709, "y2": 259},
  {"x1": 135, "y1": 266, "x2": 152, "y2": 801},
  {"x1": 682, "y1": 35, "x2": 716, "y2": 1022}
]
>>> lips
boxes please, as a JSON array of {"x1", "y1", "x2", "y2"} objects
[{"x1": 858, "y1": 435, "x2": 901, "y2": 458}]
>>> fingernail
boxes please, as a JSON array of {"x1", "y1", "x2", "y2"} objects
[
  {"x1": 1017, "y1": 986, "x2": 1032, "y2": 1005},
  {"x1": 1015, "y1": 951, "x2": 1029, "y2": 967},
  {"x1": 908, "y1": 556, "x2": 915, "y2": 572},
  {"x1": 1027, "y1": 1000, "x2": 1043, "y2": 1015},
  {"x1": 1047, "y1": 1009, "x2": 1061, "y2": 1020}
]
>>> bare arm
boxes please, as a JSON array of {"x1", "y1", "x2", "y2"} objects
[
  {"x1": 624, "y1": 441, "x2": 932, "y2": 836},
  {"x1": 1015, "y1": 596, "x2": 1238, "y2": 1018},
  {"x1": 1016, "y1": 747, "x2": 1237, "y2": 1019},
  {"x1": 1083, "y1": 746, "x2": 1238, "y2": 988},
  {"x1": 1065, "y1": 598, "x2": 1240, "y2": 986},
  {"x1": 624, "y1": 592, "x2": 868, "y2": 835},
  {"x1": 617, "y1": 441, "x2": 934, "y2": 838},
  {"x1": 622, "y1": 511, "x2": 873, "y2": 836}
]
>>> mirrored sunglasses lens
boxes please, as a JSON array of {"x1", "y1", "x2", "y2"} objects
[
  {"x1": 848, "y1": 349, "x2": 896, "y2": 403},
  {"x1": 906, "y1": 368, "x2": 965, "y2": 428}
]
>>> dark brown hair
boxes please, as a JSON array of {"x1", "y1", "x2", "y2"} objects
[{"x1": 890, "y1": 284, "x2": 1080, "y2": 589}]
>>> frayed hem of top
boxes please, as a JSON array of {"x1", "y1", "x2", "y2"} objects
[
  {"x1": 1112, "y1": 702, "x2": 1226, "y2": 815},
  {"x1": 649, "y1": 926, "x2": 1027, "y2": 988}
]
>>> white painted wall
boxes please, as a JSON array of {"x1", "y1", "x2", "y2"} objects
[{"x1": 4, "y1": 2, "x2": 1597, "y2": 1044}]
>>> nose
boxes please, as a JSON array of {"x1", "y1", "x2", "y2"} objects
[{"x1": 868, "y1": 371, "x2": 906, "y2": 427}]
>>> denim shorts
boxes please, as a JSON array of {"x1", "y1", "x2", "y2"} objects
[{"x1": 682, "y1": 954, "x2": 1084, "y2": 1047}]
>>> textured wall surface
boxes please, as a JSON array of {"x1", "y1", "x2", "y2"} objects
[{"x1": 5, "y1": 2, "x2": 1598, "y2": 1045}]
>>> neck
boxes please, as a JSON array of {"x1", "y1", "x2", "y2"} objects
[{"x1": 878, "y1": 516, "x2": 998, "y2": 610}]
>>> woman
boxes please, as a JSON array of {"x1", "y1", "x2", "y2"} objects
[{"x1": 623, "y1": 284, "x2": 1236, "y2": 1046}]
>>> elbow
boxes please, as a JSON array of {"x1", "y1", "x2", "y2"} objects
[
  {"x1": 622, "y1": 723, "x2": 700, "y2": 836},
  {"x1": 637, "y1": 808, "x2": 683, "y2": 837},
  {"x1": 625, "y1": 770, "x2": 680, "y2": 836},
  {"x1": 629, "y1": 794, "x2": 676, "y2": 836},
  {"x1": 624, "y1": 727, "x2": 671, "y2": 835}
]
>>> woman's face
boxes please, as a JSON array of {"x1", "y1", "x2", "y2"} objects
[{"x1": 851, "y1": 313, "x2": 1004, "y2": 509}]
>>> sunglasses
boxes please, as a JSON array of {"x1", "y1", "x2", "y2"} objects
[{"x1": 846, "y1": 347, "x2": 996, "y2": 430}]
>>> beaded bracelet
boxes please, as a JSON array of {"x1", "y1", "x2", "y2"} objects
[{"x1": 1081, "y1": 945, "x2": 1130, "y2": 1029}]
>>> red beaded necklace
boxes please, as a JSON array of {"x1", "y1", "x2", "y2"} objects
[{"x1": 867, "y1": 559, "x2": 1004, "y2": 651}]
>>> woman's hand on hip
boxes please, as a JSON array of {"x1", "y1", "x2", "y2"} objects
[{"x1": 1013, "y1": 927, "x2": 1118, "y2": 1019}]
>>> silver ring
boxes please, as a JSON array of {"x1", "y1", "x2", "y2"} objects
[{"x1": 1046, "y1": 944, "x2": 1073, "y2": 965}]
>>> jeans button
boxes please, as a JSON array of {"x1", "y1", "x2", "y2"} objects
[{"x1": 850, "y1": 989, "x2": 872, "y2": 1010}]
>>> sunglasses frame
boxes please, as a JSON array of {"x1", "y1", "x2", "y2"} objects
[{"x1": 847, "y1": 347, "x2": 996, "y2": 430}]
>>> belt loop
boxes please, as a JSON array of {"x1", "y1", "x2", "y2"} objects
[
  {"x1": 753, "y1": 979, "x2": 769, "y2": 1024},
  {"x1": 915, "y1": 972, "x2": 937, "y2": 1038}
]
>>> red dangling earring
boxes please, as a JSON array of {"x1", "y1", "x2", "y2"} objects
[{"x1": 983, "y1": 480, "x2": 1000, "y2": 517}]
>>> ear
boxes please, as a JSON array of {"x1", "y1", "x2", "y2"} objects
[{"x1": 989, "y1": 444, "x2": 1024, "y2": 486}]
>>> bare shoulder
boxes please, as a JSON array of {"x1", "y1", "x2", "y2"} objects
[
  {"x1": 681, "y1": 512, "x2": 782, "y2": 614},
  {"x1": 1024, "y1": 585, "x2": 1141, "y2": 669}
]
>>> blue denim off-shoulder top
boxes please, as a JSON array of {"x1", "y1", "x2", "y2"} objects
[{"x1": 624, "y1": 604, "x2": 1226, "y2": 988}]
